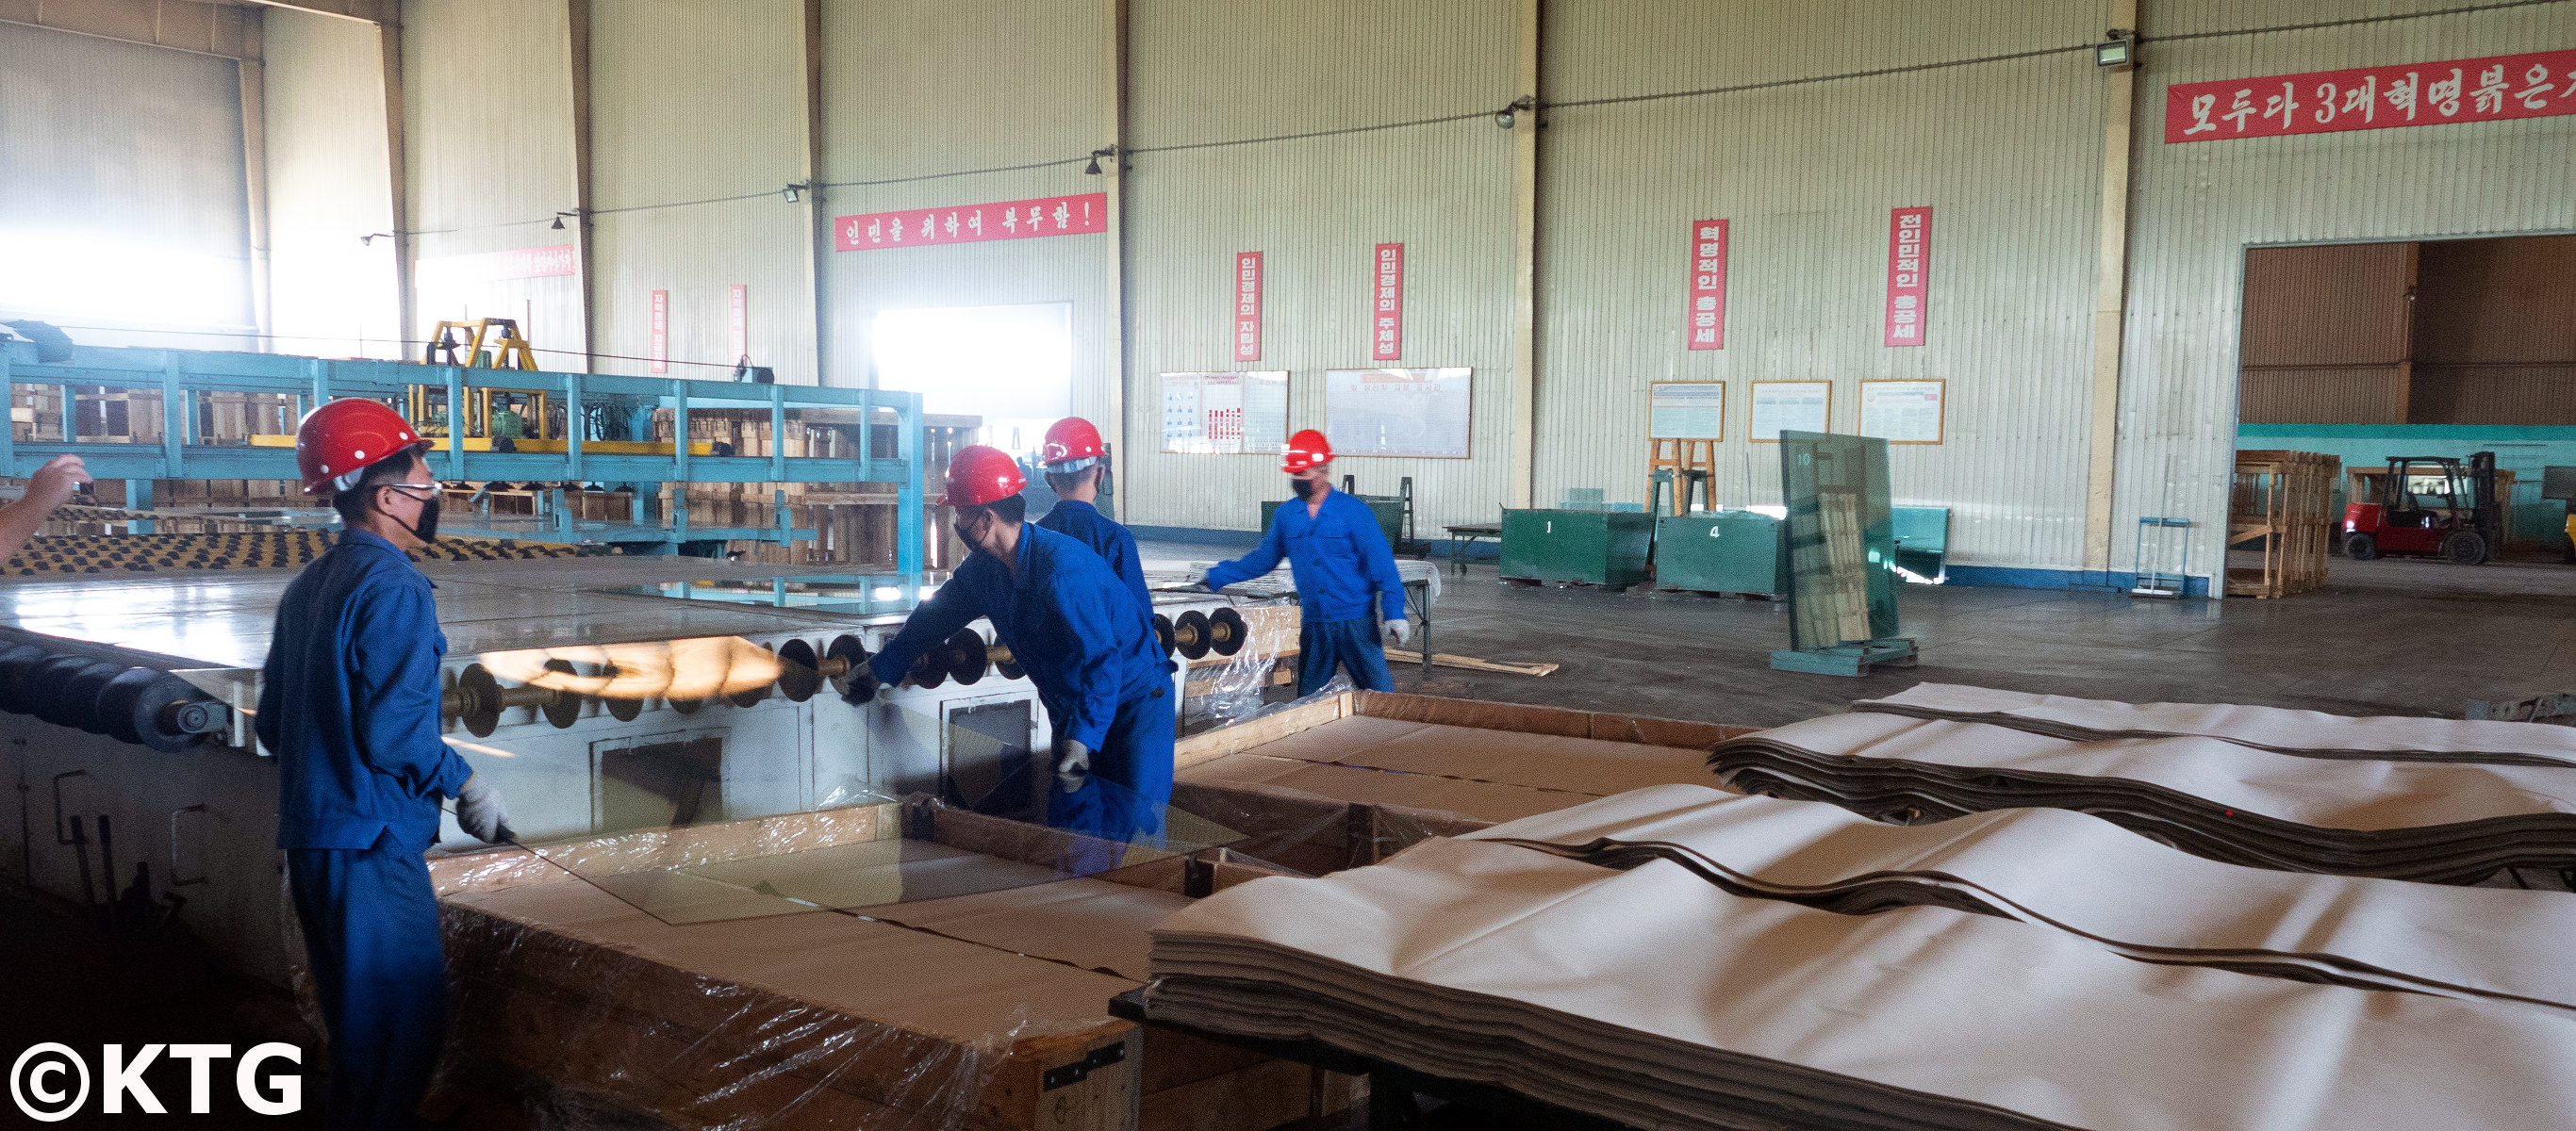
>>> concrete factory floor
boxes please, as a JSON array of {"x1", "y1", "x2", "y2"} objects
[{"x1": 1147, "y1": 538, "x2": 2576, "y2": 729}]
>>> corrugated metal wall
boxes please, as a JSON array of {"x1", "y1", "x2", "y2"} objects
[
  {"x1": 818, "y1": 0, "x2": 1111, "y2": 404},
  {"x1": 263, "y1": 8, "x2": 399, "y2": 359},
  {"x1": 586, "y1": 0, "x2": 810, "y2": 382},
  {"x1": 402, "y1": 0, "x2": 582, "y2": 355},
  {"x1": 2121, "y1": 0, "x2": 2576, "y2": 579},
  {"x1": 1124, "y1": 0, "x2": 1516, "y2": 532},
  {"x1": 1538, "y1": 0, "x2": 2110, "y2": 569}
]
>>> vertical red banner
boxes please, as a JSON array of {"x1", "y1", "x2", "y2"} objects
[
  {"x1": 649, "y1": 289, "x2": 669, "y2": 373},
  {"x1": 1884, "y1": 206, "x2": 1931, "y2": 348},
  {"x1": 1371, "y1": 242, "x2": 1405, "y2": 362},
  {"x1": 1687, "y1": 219, "x2": 1728, "y2": 351},
  {"x1": 727, "y1": 284, "x2": 748, "y2": 362},
  {"x1": 1233, "y1": 253, "x2": 1263, "y2": 363}
]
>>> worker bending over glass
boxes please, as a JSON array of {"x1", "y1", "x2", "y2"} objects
[
  {"x1": 258, "y1": 399, "x2": 510, "y2": 1130},
  {"x1": 850, "y1": 445, "x2": 1176, "y2": 846},
  {"x1": 1034, "y1": 416, "x2": 1151, "y2": 614},
  {"x1": 1201, "y1": 429, "x2": 1409, "y2": 695}
]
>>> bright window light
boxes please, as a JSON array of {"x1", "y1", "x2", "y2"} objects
[
  {"x1": 0, "y1": 228, "x2": 251, "y2": 328},
  {"x1": 872, "y1": 303, "x2": 1072, "y2": 459}
]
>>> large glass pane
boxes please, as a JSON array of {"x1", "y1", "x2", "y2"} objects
[{"x1": 1777, "y1": 431, "x2": 1900, "y2": 650}]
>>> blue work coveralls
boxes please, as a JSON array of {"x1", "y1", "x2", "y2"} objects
[
  {"x1": 256, "y1": 530, "x2": 473, "y2": 1131},
  {"x1": 870, "y1": 523, "x2": 1177, "y2": 845},
  {"x1": 1206, "y1": 489, "x2": 1408, "y2": 695},
  {"x1": 1037, "y1": 498, "x2": 1152, "y2": 615}
]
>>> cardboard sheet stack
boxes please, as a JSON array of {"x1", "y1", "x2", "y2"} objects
[
  {"x1": 1147, "y1": 783, "x2": 2576, "y2": 1129},
  {"x1": 1709, "y1": 691, "x2": 2576, "y2": 884}
]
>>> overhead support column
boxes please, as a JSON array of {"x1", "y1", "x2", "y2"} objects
[
  {"x1": 799, "y1": 0, "x2": 830, "y2": 385},
  {"x1": 1103, "y1": 0, "x2": 1132, "y2": 510},
  {"x1": 239, "y1": 13, "x2": 273, "y2": 341},
  {"x1": 2082, "y1": 1, "x2": 2138, "y2": 576},
  {"x1": 378, "y1": 18, "x2": 413, "y2": 355},
  {"x1": 564, "y1": 0, "x2": 598, "y2": 370},
  {"x1": 1506, "y1": 0, "x2": 1541, "y2": 509}
]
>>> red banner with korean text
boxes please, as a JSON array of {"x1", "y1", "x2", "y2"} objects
[
  {"x1": 1884, "y1": 207, "x2": 1930, "y2": 349},
  {"x1": 834, "y1": 193, "x2": 1107, "y2": 251},
  {"x1": 727, "y1": 285, "x2": 748, "y2": 362},
  {"x1": 1234, "y1": 252, "x2": 1263, "y2": 363},
  {"x1": 1687, "y1": 220, "x2": 1727, "y2": 351},
  {"x1": 649, "y1": 290, "x2": 669, "y2": 374},
  {"x1": 1371, "y1": 242, "x2": 1404, "y2": 362},
  {"x1": 413, "y1": 245, "x2": 576, "y2": 287},
  {"x1": 2165, "y1": 48, "x2": 2576, "y2": 143}
]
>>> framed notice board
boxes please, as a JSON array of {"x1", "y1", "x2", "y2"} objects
[
  {"x1": 1858, "y1": 379, "x2": 1944, "y2": 444},
  {"x1": 1323, "y1": 367, "x2": 1472, "y2": 458},
  {"x1": 1749, "y1": 381, "x2": 1831, "y2": 442},
  {"x1": 1161, "y1": 371, "x2": 1289, "y2": 454},
  {"x1": 1648, "y1": 382, "x2": 1725, "y2": 441}
]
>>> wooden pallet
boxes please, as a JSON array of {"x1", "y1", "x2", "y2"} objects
[{"x1": 2226, "y1": 450, "x2": 2339, "y2": 598}]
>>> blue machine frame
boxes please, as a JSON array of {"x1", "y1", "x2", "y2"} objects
[{"x1": 0, "y1": 343, "x2": 927, "y2": 571}]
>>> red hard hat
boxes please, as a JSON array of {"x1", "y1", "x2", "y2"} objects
[
  {"x1": 946, "y1": 445, "x2": 1028, "y2": 508},
  {"x1": 296, "y1": 398, "x2": 424, "y2": 496},
  {"x1": 1040, "y1": 418, "x2": 1105, "y2": 466},
  {"x1": 1281, "y1": 429, "x2": 1332, "y2": 473}
]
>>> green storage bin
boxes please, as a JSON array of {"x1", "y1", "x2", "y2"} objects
[
  {"x1": 1655, "y1": 511, "x2": 1789, "y2": 595},
  {"x1": 1500, "y1": 508, "x2": 1655, "y2": 586}
]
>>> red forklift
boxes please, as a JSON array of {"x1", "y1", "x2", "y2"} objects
[{"x1": 2342, "y1": 452, "x2": 2502, "y2": 566}]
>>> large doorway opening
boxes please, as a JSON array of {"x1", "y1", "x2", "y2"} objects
[
  {"x1": 2236, "y1": 235, "x2": 2576, "y2": 594},
  {"x1": 872, "y1": 303, "x2": 1074, "y2": 461}
]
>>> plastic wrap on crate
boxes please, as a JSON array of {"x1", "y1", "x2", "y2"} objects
[{"x1": 1181, "y1": 598, "x2": 1301, "y2": 733}]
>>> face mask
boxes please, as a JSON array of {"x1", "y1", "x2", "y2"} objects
[
  {"x1": 1290, "y1": 476, "x2": 1321, "y2": 499},
  {"x1": 410, "y1": 501, "x2": 440, "y2": 543}
]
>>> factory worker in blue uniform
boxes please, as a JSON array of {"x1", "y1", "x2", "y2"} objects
[
  {"x1": 1033, "y1": 416, "x2": 1151, "y2": 614},
  {"x1": 849, "y1": 445, "x2": 1175, "y2": 846},
  {"x1": 257, "y1": 398, "x2": 512, "y2": 1131},
  {"x1": 1201, "y1": 429, "x2": 1410, "y2": 696}
]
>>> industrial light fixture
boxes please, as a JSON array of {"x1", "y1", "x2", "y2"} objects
[
  {"x1": 359, "y1": 232, "x2": 392, "y2": 246},
  {"x1": 1494, "y1": 96, "x2": 1537, "y2": 130},
  {"x1": 1083, "y1": 147, "x2": 1115, "y2": 175},
  {"x1": 783, "y1": 183, "x2": 802, "y2": 203},
  {"x1": 551, "y1": 210, "x2": 579, "y2": 230},
  {"x1": 2095, "y1": 30, "x2": 2135, "y2": 68}
]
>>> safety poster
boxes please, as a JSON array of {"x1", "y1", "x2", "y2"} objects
[
  {"x1": 1322, "y1": 368, "x2": 1472, "y2": 458},
  {"x1": 1161, "y1": 371, "x2": 1288, "y2": 454}
]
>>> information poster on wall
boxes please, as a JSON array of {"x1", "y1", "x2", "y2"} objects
[
  {"x1": 1324, "y1": 367, "x2": 1471, "y2": 458},
  {"x1": 1161, "y1": 371, "x2": 1288, "y2": 454},
  {"x1": 1749, "y1": 381, "x2": 1830, "y2": 441},
  {"x1": 1858, "y1": 380, "x2": 1944, "y2": 444},
  {"x1": 1648, "y1": 382, "x2": 1725, "y2": 440}
]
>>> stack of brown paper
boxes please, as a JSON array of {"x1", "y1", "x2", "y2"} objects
[
  {"x1": 1148, "y1": 835, "x2": 2576, "y2": 1130},
  {"x1": 1709, "y1": 712, "x2": 2576, "y2": 882},
  {"x1": 1466, "y1": 783, "x2": 2576, "y2": 1011}
]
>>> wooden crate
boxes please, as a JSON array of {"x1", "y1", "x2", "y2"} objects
[{"x1": 2227, "y1": 450, "x2": 2340, "y2": 598}]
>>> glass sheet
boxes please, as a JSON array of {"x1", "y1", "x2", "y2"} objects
[
  {"x1": 594, "y1": 573, "x2": 941, "y2": 616},
  {"x1": 517, "y1": 791, "x2": 1248, "y2": 926},
  {"x1": 1777, "y1": 431, "x2": 1901, "y2": 650}
]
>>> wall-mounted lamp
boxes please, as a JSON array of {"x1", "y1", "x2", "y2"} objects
[
  {"x1": 2095, "y1": 30, "x2": 2135, "y2": 68},
  {"x1": 359, "y1": 232, "x2": 392, "y2": 246},
  {"x1": 551, "y1": 210, "x2": 579, "y2": 230},
  {"x1": 783, "y1": 183, "x2": 802, "y2": 203},
  {"x1": 1083, "y1": 147, "x2": 1116, "y2": 175},
  {"x1": 1494, "y1": 96, "x2": 1538, "y2": 129}
]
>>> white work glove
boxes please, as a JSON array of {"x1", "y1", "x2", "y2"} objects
[
  {"x1": 1384, "y1": 618, "x2": 1412, "y2": 647},
  {"x1": 454, "y1": 774, "x2": 515, "y2": 843},
  {"x1": 26, "y1": 455, "x2": 91, "y2": 510},
  {"x1": 1055, "y1": 739, "x2": 1092, "y2": 794}
]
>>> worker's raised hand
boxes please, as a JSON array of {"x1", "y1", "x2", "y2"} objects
[
  {"x1": 454, "y1": 774, "x2": 515, "y2": 844},
  {"x1": 25, "y1": 455, "x2": 91, "y2": 510},
  {"x1": 1054, "y1": 739, "x2": 1092, "y2": 794},
  {"x1": 1384, "y1": 618, "x2": 1412, "y2": 647}
]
